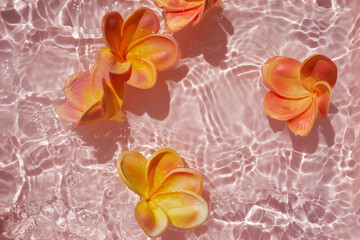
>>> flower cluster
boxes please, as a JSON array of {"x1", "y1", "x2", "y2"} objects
[
  {"x1": 56, "y1": 1, "x2": 339, "y2": 238},
  {"x1": 57, "y1": 8, "x2": 180, "y2": 126}
]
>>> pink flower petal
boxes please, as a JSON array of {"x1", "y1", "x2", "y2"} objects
[
  {"x1": 56, "y1": 102, "x2": 83, "y2": 122},
  {"x1": 122, "y1": 8, "x2": 160, "y2": 53},
  {"x1": 264, "y1": 91, "x2": 313, "y2": 120},
  {"x1": 126, "y1": 34, "x2": 180, "y2": 71},
  {"x1": 75, "y1": 101, "x2": 105, "y2": 127},
  {"x1": 63, "y1": 72, "x2": 99, "y2": 111},
  {"x1": 102, "y1": 11, "x2": 124, "y2": 52},
  {"x1": 287, "y1": 97, "x2": 318, "y2": 137},
  {"x1": 314, "y1": 81, "x2": 332, "y2": 118},
  {"x1": 134, "y1": 199, "x2": 169, "y2": 238},
  {"x1": 301, "y1": 54, "x2": 337, "y2": 88},
  {"x1": 95, "y1": 47, "x2": 131, "y2": 75},
  {"x1": 125, "y1": 57, "x2": 158, "y2": 89},
  {"x1": 152, "y1": 190, "x2": 209, "y2": 229},
  {"x1": 262, "y1": 56, "x2": 312, "y2": 98}
]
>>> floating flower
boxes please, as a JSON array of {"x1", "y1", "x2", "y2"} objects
[
  {"x1": 262, "y1": 54, "x2": 337, "y2": 137},
  {"x1": 95, "y1": 8, "x2": 180, "y2": 89},
  {"x1": 117, "y1": 148, "x2": 209, "y2": 237},
  {"x1": 153, "y1": 0, "x2": 220, "y2": 33},
  {"x1": 56, "y1": 65, "x2": 126, "y2": 126}
]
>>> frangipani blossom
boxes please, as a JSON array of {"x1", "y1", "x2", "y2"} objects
[
  {"x1": 262, "y1": 54, "x2": 337, "y2": 137},
  {"x1": 56, "y1": 65, "x2": 126, "y2": 126},
  {"x1": 117, "y1": 148, "x2": 209, "y2": 238},
  {"x1": 153, "y1": 0, "x2": 220, "y2": 33},
  {"x1": 95, "y1": 8, "x2": 180, "y2": 89}
]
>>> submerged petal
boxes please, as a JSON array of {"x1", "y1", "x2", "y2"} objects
[
  {"x1": 122, "y1": 8, "x2": 160, "y2": 52},
  {"x1": 264, "y1": 91, "x2": 313, "y2": 120},
  {"x1": 117, "y1": 151, "x2": 148, "y2": 197},
  {"x1": 301, "y1": 54, "x2": 337, "y2": 88},
  {"x1": 262, "y1": 56, "x2": 311, "y2": 98},
  {"x1": 287, "y1": 98, "x2": 318, "y2": 137},
  {"x1": 152, "y1": 190, "x2": 209, "y2": 229},
  {"x1": 153, "y1": 0, "x2": 203, "y2": 11},
  {"x1": 63, "y1": 72, "x2": 98, "y2": 111},
  {"x1": 134, "y1": 199, "x2": 169, "y2": 238},
  {"x1": 153, "y1": 168, "x2": 203, "y2": 196},
  {"x1": 314, "y1": 81, "x2": 332, "y2": 118},
  {"x1": 56, "y1": 102, "x2": 83, "y2": 122},
  {"x1": 95, "y1": 48, "x2": 131, "y2": 75},
  {"x1": 146, "y1": 148, "x2": 184, "y2": 195},
  {"x1": 76, "y1": 101, "x2": 105, "y2": 127},
  {"x1": 102, "y1": 11, "x2": 123, "y2": 52},
  {"x1": 164, "y1": 7, "x2": 203, "y2": 33},
  {"x1": 126, "y1": 35, "x2": 180, "y2": 71},
  {"x1": 126, "y1": 57, "x2": 158, "y2": 89}
]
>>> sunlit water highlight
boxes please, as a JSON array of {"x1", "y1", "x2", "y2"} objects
[{"x1": 1, "y1": 0, "x2": 360, "y2": 239}]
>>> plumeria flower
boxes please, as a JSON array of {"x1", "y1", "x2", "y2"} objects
[
  {"x1": 153, "y1": 0, "x2": 221, "y2": 33},
  {"x1": 262, "y1": 54, "x2": 337, "y2": 137},
  {"x1": 117, "y1": 148, "x2": 209, "y2": 238},
  {"x1": 56, "y1": 64, "x2": 126, "y2": 126},
  {"x1": 95, "y1": 8, "x2": 180, "y2": 89}
]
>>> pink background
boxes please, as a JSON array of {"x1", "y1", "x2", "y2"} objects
[{"x1": 0, "y1": 0, "x2": 359, "y2": 239}]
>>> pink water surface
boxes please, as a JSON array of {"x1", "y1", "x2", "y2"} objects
[{"x1": 1, "y1": 0, "x2": 360, "y2": 239}]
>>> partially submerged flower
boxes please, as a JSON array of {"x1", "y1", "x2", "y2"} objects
[
  {"x1": 117, "y1": 148, "x2": 209, "y2": 238},
  {"x1": 153, "y1": 0, "x2": 220, "y2": 33},
  {"x1": 95, "y1": 8, "x2": 180, "y2": 89},
  {"x1": 56, "y1": 65, "x2": 126, "y2": 126},
  {"x1": 262, "y1": 54, "x2": 337, "y2": 137}
]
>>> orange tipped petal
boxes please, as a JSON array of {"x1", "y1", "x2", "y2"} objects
[
  {"x1": 56, "y1": 102, "x2": 83, "y2": 122},
  {"x1": 152, "y1": 190, "x2": 209, "y2": 229},
  {"x1": 122, "y1": 8, "x2": 160, "y2": 52},
  {"x1": 153, "y1": 0, "x2": 203, "y2": 11},
  {"x1": 126, "y1": 57, "x2": 158, "y2": 89},
  {"x1": 91, "y1": 64, "x2": 110, "y2": 99},
  {"x1": 301, "y1": 54, "x2": 337, "y2": 88},
  {"x1": 117, "y1": 151, "x2": 148, "y2": 197},
  {"x1": 76, "y1": 101, "x2": 105, "y2": 127},
  {"x1": 153, "y1": 168, "x2": 203, "y2": 196},
  {"x1": 95, "y1": 48, "x2": 131, "y2": 75},
  {"x1": 146, "y1": 148, "x2": 184, "y2": 195},
  {"x1": 164, "y1": 7, "x2": 203, "y2": 33},
  {"x1": 126, "y1": 35, "x2": 180, "y2": 71},
  {"x1": 108, "y1": 73, "x2": 127, "y2": 101},
  {"x1": 102, "y1": 11, "x2": 124, "y2": 52},
  {"x1": 134, "y1": 199, "x2": 169, "y2": 238},
  {"x1": 262, "y1": 56, "x2": 311, "y2": 98},
  {"x1": 287, "y1": 98, "x2": 318, "y2": 137},
  {"x1": 63, "y1": 72, "x2": 98, "y2": 111},
  {"x1": 263, "y1": 91, "x2": 313, "y2": 121},
  {"x1": 314, "y1": 81, "x2": 332, "y2": 118},
  {"x1": 101, "y1": 78, "x2": 120, "y2": 120}
]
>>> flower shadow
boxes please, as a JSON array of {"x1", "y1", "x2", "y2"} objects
[
  {"x1": 173, "y1": 7, "x2": 234, "y2": 66},
  {"x1": 122, "y1": 65, "x2": 189, "y2": 121},
  {"x1": 267, "y1": 103, "x2": 337, "y2": 153},
  {"x1": 74, "y1": 119, "x2": 130, "y2": 164},
  {"x1": 290, "y1": 104, "x2": 337, "y2": 153}
]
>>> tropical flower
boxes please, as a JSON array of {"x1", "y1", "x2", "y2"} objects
[
  {"x1": 153, "y1": 0, "x2": 220, "y2": 33},
  {"x1": 262, "y1": 54, "x2": 337, "y2": 137},
  {"x1": 95, "y1": 8, "x2": 180, "y2": 89},
  {"x1": 117, "y1": 148, "x2": 209, "y2": 238},
  {"x1": 56, "y1": 64, "x2": 126, "y2": 126}
]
